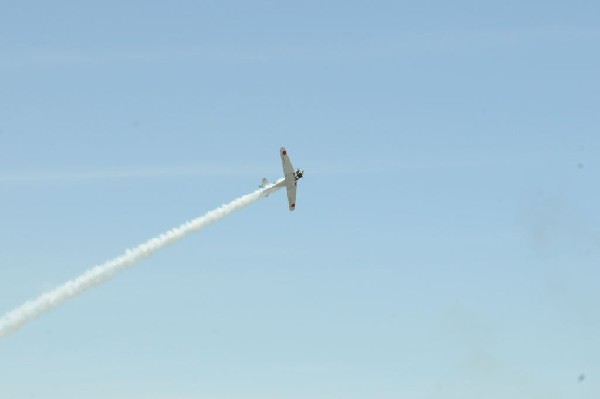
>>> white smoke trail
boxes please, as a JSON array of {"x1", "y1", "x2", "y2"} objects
[{"x1": 0, "y1": 181, "x2": 284, "y2": 338}]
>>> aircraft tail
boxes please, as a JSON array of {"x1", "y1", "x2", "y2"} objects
[{"x1": 259, "y1": 178, "x2": 270, "y2": 196}]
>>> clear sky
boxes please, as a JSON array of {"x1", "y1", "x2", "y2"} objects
[{"x1": 1, "y1": 1, "x2": 599, "y2": 398}]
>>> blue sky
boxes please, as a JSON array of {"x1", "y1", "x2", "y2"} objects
[{"x1": 1, "y1": 1, "x2": 599, "y2": 398}]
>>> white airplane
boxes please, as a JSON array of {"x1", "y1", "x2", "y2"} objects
[{"x1": 260, "y1": 147, "x2": 304, "y2": 211}]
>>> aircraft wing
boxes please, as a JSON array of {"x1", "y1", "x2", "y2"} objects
[{"x1": 280, "y1": 147, "x2": 297, "y2": 211}]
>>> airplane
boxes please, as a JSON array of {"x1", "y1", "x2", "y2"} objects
[{"x1": 259, "y1": 147, "x2": 303, "y2": 211}]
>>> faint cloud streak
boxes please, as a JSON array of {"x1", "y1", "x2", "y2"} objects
[
  {"x1": 0, "y1": 164, "x2": 271, "y2": 184},
  {"x1": 2, "y1": 25, "x2": 598, "y2": 68}
]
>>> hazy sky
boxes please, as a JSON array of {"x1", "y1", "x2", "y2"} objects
[{"x1": 1, "y1": 1, "x2": 599, "y2": 398}]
